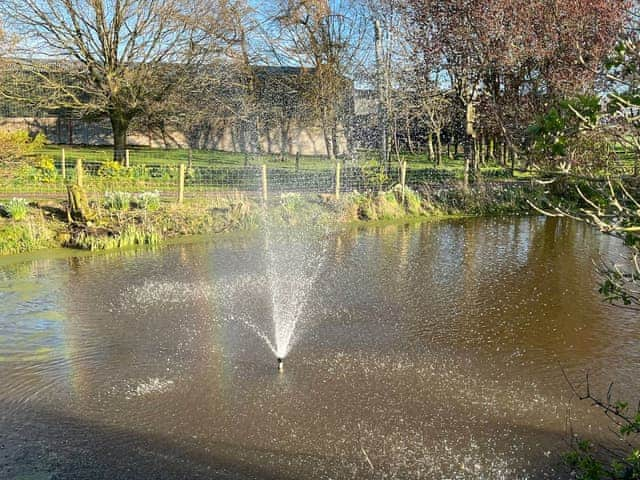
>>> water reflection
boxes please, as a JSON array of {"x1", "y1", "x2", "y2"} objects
[{"x1": 0, "y1": 217, "x2": 636, "y2": 479}]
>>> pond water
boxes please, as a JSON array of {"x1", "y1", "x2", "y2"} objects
[{"x1": 0, "y1": 217, "x2": 637, "y2": 479}]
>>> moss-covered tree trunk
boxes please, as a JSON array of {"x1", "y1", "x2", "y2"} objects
[{"x1": 66, "y1": 184, "x2": 93, "y2": 223}]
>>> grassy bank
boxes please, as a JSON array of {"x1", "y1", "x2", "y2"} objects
[
  {"x1": 0, "y1": 194, "x2": 256, "y2": 256},
  {"x1": 0, "y1": 181, "x2": 538, "y2": 257}
]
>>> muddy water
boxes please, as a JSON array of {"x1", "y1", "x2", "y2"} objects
[{"x1": 0, "y1": 217, "x2": 637, "y2": 479}]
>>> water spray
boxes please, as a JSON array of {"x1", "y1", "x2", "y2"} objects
[{"x1": 277, "y1": 357, "x2": 284, "y2": 372}]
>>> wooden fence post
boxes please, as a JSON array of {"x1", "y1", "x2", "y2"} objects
[
  {"x1": 335, "y1": 162, "x2": 341, "y2": 200},
  {"x1": 261, "y1": 164, "x2": 268, "y2": 202},
  {"x1": 61, "y1": 148, "x2": 66, "y2": 180},
  {"x1": 76, "y1": 158, "x2": 83, "y2": 187},
  {"x1": 188, "y1": 149, "x2": 193, "y2": 170},
  {"x1": 400, "y1": 160, "x2": 407, "y2": 206},
  {"x1": 178, "y1": 163, "x2": 185, "y2": 204},
  {"x1": 125, "y1": 149, "x2": 130, "y2": 168},
  {"x1": 295, "y1": 151, "x2": 300, "y2": 171}
]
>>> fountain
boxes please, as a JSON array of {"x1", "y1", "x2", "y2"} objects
[
  {"x1": 230, "y1": 203, "x2": 329, "y2": 369},
  {"x1": 261, "y1": 223, "x2": 328, "y2": 368}
]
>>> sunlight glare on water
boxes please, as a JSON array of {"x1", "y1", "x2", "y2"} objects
[{"x1": 0, "y1": 217, "x2": 637, "y2": 479}]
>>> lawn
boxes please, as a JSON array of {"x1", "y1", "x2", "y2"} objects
[
  {"x1": 37, "y1": 145, "x2": 338, "y2": 171},
  {"x1": 37, "y1": 145, "x2": 519, "y2": 176}
]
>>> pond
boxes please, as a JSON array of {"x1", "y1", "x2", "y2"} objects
[{"x1": 0, "y1": 217, "x2": 637, "y2": 479}]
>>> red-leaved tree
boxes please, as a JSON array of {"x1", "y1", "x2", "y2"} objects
[{"x1": 407, "y1": 0, "x2": 627, "y2": 183}]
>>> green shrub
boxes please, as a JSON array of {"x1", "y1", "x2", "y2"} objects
[
  {"x1": 129, "y1": 165, "x2": 150, "y2": 180},
  {"x1": 11, "y1": 156, "x2": 59, "y2": 184},
  {"x1": 361, "y1": 160, "x2": 390, "y2": 191},
  {"x1": 98, "y1": 160, "x2": 123, "y2": 177},
  {"x1": 148, "y1": 165, "x2": 177, "y2": 180},
  {"x1": 374, "y1": 191, "x2": 405, "y2": 219},
  {"x1": 104, "y1": 191, "x2": 132, "y2": 210},
  {"x1": 34, "y1": 156, "x2": 58, "y2": 182},
  {"x1": 12, "y1": 164, "x2": 40, "y2": 185},
  {"x1": 392, "y1": 185, "x2": 425, "y2": 215},
  {"x1": 563, "y1": 392, "x2": 640, "y2": 480},
  {"x1": 346, "y1": 192, "x2": 377, "y2": 221},
  {"x1": 4, "y1": 198, "x2": 29, "y2": 221},
  {"x1": 133, "y1": 191, "x2": 161, "y2": 210},
  {"x1": 0, "y1": 131, "x2": 46, "y2": 164},
  {"x1": 279, "y1": 192, "x2": 305, "y2": 213},
  {"x1": 404, "y1": 188, "x2": 424, "y2": 215}
]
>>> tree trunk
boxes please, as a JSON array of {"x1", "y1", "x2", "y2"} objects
[
  {"x1": 331, "y1": 117, "x2": 340, "y2": 159},
  {"x1": 488, "y1": 138, "x2": 495, "y2": 163},
  {"x1": 66, "y1": 184, "x2": 94, "y2": 222},
  {"x1": 473, "y1": 138, "x2": 480, "y2": 171},
  {"x1": 322, "y1": 114, "x2": 335, "y2": 161},
  {"x1": 427, "y1": 132, "x2": 435, "y2": 163},
  {"x1": 436, "y1": 130, "x2": 443, "y2": 167},
  {"x1": 405, "y1": 117, "x2": 414, "y2": 154},
  {"x1": 110, "y1": 114, "x2": 130, "y2": 163},
  {"x1": 463, "y1": 135, "x2": 474, "y2": 190},
  {"x1": 280, "y1": 118, "x2": 290, "y2": 161}
]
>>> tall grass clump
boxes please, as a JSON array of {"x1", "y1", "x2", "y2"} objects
[
  {"x1": 133, "y1": 191, "x2": 161, "y2": 210},
  {"x1": 279, "y1": 192, "x2": 306, "y2": 222},
  {"x1": 392, "y1": 185, "x2": 425, "y2": 216},
  {"x1": 4, "y1": 198, "x2": 29, "y2": 221},
  {"x1": 71, "y1": 224, "x2": 160, "y2": 251},
  {"x1": 418, "y1": 183, "x2": 535, "y2": 216},
  {"x1": 104, "y1": 191, "x2": 132, "y2": 210},
  {"x1": 0, "y1": 220, "x2": 54, "y2": 255}
]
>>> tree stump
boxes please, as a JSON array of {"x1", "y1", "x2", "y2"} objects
[{"x1": 66, "y1": 184, "x2": 94, "y2": 222}]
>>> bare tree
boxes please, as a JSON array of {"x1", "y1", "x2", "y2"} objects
[
  {"x1": 0, "y1": 19, "x2": 6, "y2": 59},
  {"x1": 415, "y1": 71, "x2": 451, "y2": 166},
  {"x1": 271, "y1": 0, "x2": 369, "y2": 161},
  {"x1": 0, "y1": 0, "x2": 239, "y2": 160},
  {"x1": 0, "y1": 17, "x2": 17, "y2": 65}
]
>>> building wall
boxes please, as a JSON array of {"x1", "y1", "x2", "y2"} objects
[{"x1": 0, "y1": 116, "x2": 349, "y2": 157}]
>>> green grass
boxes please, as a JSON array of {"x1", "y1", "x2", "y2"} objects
[
  {"x1": 37, "y1": 145, "x2": 336, "y2": 170},
  {"x1": 37, "y1": 145, "x2": 520, "y2": 176},
  {"x1": 0, "y1": 217, "x2": 56, "y2": 255}
]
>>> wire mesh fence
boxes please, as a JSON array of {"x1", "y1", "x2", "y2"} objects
[{"x1": 0, "y1": 155, "x2": 531, "y2": 203}]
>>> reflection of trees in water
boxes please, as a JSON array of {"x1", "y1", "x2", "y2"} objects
[
  {"x1": 331, "y1": 217, "x2": 628, "y2": 368},
  {"x1": 454, "y1": 217, "x2": 633, "y2": 368}
]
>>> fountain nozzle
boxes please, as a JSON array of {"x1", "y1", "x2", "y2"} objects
[{"x1": 277, "y1": 357, "x2": 284, "y2": 371}]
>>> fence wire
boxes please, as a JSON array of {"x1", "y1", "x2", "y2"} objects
[{"x1": 0, "y1": 159, "x2": 527, "y2": 202}]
